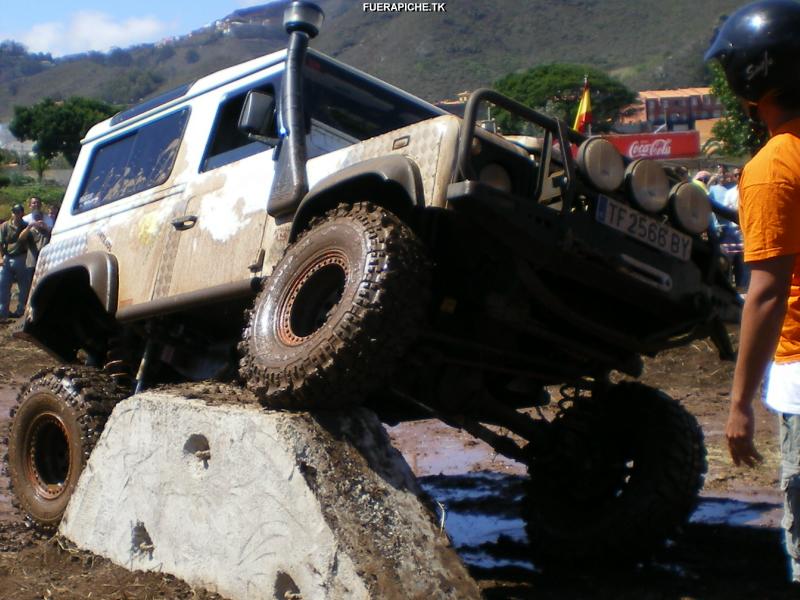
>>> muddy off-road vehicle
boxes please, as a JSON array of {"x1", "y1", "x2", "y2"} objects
[{"x1": 7, "y1": 2, "x2": 740, "y2": 561}]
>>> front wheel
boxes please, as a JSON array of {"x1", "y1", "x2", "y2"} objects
[
  {"x1": 524, "y1": 382, "x2": 706, "y2": 563},
  {"x1": 6, "y1": 366, "x2": 129, "y2": 531},
  {"x1": 239, "y1": 202, "x2": 429, "y2": 409}
]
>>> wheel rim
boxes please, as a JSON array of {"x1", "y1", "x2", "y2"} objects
[
  {"x1": 277, "y1": 249, "x2": 349, "y2": 346},
  {"x1": 25, "y1": 411, "x2": 72, "y2": 500}
]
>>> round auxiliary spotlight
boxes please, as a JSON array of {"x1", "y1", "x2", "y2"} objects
[
  {"x1": 670, "y1": 181, "x2": 712, "y2": 234},
  {"x1": 576, "y1": 137, "x2": 625, "y2": 192},
  {"x1": 625, "y1": 159, "x2": 670, "y2": 213}
]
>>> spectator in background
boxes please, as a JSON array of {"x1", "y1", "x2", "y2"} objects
[
  {"x1": 722, "y1": 167, "x2": 749, "y2": 290},
  {"x1": 719, "y1": 218, "x2": 749, "y2": 290},
  {"x1": 692, "y1": 170, "x2": 712, "y2": 192},
  {"x1": 709, "y1": 172, "x2": 730, "y2": 206},
  {"x1": 24, "y1": 214, "x2": 48, "y2": 282},
  {"x1": 724, "y1": 168, "x2": 743, "y2": 209},
  {"x1": 698, "y1": 168, "x2": 748, "y2": 290},
  {"x1": 23, "y1": 196, "x2": 51, "y2": 259},
  {"x1": 0, "y1": 204, "x2": 34, "y2": 319},
  {"x1": 23, "y1": 197, "x2": 53, "y2": 234},
  {"x1": 708, "y1": 168, "x2": 749, "y2": 290},
  {"x1": 47, "y1": 204, "x2": 59, "y2": 230}
]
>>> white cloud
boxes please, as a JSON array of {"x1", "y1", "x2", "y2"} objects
[{"x1": 12, "y1": 11, "x2": 169, "y2": 56}]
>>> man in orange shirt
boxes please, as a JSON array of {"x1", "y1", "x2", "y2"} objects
[{"x1": 706, "y1": 0, "x2": 800, "y2": 582}]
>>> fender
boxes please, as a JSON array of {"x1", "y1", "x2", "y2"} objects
[
  {"x1": 28, "y1": 251, "x2": 119, "y2": 321},
  {"x1": 290, "y1": 155, "x2": 424, "y2": 242}
]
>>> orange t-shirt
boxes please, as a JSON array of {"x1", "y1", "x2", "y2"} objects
[{"x1": 739, "y1": 117, "x2": 800, "y2": 362}]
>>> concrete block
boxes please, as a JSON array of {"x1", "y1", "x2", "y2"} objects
[{"x1": 59, "y1": 388, "x2": 481, "y2": 600}]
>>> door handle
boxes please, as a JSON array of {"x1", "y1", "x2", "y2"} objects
[{"x1": 171, "y1": 215, "x2": 198, "y2": 231}]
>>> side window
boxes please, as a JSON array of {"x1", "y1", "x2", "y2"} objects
[
  {"x1": 76, "y1": 109, "x2": 189, "y2": 212},
  {"x1": 202, "y1": 83, "x2": 276, "y2": 172}
]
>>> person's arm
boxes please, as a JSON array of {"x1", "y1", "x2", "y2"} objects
[
  {"x1": 17, "y1": 223, "x2": 32, "y2": 242},
  {"x1": 728, "y1": 254, "x2": 796, "y2": 466},
  {"x1": 0, "y1": 224, "x2": 9, "y2": 257},
  {"x1": 31, "y1": 215, "x2": 50, "y2": 235}
]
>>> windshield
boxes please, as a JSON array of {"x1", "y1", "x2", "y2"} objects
[{"x1": 304, "y1": 54, "x2": 440, "y2": 142}]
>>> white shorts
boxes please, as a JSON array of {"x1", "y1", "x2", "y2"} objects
[{"x1": 766, "y1": 361, "x2": 800, "y2": 415}]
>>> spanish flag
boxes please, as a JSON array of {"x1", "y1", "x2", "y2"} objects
[{"x1": 573, "y1": 76, "x2": 592, "y2": 134}]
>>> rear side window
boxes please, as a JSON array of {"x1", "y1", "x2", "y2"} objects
[{"x1": 76, "y1": 109, "x2": 189, "y2": 212}]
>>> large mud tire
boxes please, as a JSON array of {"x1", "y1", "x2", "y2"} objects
[
  {"x1": 239, "y1": 202, "x2": 429, "y2": 409},
  {"x1": 524, "y1": 382, "x2": 706, "y2": 563},
  {"x1": 5, "y1": 366, "x2": 129, "y2": 531}
]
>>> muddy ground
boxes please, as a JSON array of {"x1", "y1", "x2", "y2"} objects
[{"x1": 0, "y1": 319, "x2": 796, "y2": 599}]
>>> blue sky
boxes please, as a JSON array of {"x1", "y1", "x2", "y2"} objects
[{"x1": 1, "y1": 1, "x2": 281, "y2": 56}]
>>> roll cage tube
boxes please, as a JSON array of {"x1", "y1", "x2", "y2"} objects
[{"x1": 458, "y1": 88, "x2": 587, "y2": 211}]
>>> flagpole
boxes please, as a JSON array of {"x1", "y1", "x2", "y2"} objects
[
  {"x1": 584, "y1": 74, "x2": 592, "y2": 136},
  {"x1": 573, "y1": 74, "x2": 593, "y2": 135}
]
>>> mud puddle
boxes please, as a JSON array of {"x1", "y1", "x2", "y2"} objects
[
  {"x1": 418, "y1": 471, "x2": 783, "y2": 572},
  {"x1": 421, "y1": 472, "x2": 531, "y2": 571},
  {"x1": 387, "y1": 417, "x2": 790, "y2": 597},
  {"x1": 691, "y1": 492, "x2": 782, "y2": 528}
]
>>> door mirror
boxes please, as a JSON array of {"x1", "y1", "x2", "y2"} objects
[{"x1": 238, "y1": 90, "x2": 279, "y2": 145}]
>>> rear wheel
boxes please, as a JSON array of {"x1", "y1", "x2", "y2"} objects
[
  {"x1": 524, "y1": 382, "x2": 706, "y2": 563},
  {"x1": 239, "y1": 201, "x2": 429, "y2": 409},
  {"x1": 5, "y1": 366, "x2": 129, "y2": 531}
]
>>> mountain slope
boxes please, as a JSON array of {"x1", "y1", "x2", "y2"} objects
[
  {"x1": 314, "y1": 0, "x2": 741, "y2": 98},
  {"x1": 0, "y1": 0, "x2": 742, "y2": 120}
]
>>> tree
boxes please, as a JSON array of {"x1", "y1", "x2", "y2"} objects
[
  {"x1": 107, "y1": 48, "x2": 134, "y2": 67},
  {"x1": 30, "y1": 153, "x2": 50, "y2": 182},
  {"x1": 9, "y1": 97, "x2": 118, "y2": 166},
  {"x1": 707, "y1": 62, "x2": 768, "y2": 157},
  {"x1": 493, "y1": 63, "x2": 636, "y2": 134},
  {"x1": 156, "y1": 45, "x2": 176, "y2": 62},
  {"x1": 0, "y1": 148, "x2": 16, "y2": 165},
  {"x1": 99, "y1": 69, "x2": 164, "y2": 104}
]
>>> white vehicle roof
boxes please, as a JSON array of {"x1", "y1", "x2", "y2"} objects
[
  {"x1": 82, "y1": 48, "x2": 442, "y2": 145},
  {"x1": 83, "y1": 48, "x2": 287, "y2": 143}
]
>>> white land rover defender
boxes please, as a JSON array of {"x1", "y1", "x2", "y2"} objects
[{"x1": 7, "y1": 2, "x2": 740, "y2": 563}]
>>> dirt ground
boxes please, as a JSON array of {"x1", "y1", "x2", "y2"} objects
[{"x1": 0, "y1": 319, "x2": 796, "y2": 599}]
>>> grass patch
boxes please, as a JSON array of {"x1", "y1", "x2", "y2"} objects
[{"x1": 0, "y1": 177, "x2": 65, "y2": 219}]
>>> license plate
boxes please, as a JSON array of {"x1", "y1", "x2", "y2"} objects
[{"x1": 596, "y1": 195, "x2": 692, "y2": 261}]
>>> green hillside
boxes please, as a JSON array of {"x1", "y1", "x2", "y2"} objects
[
  {"x1": 314, "y1": 0, "x2": 743, "y2": 98},
  {"x1": 0, "y1": 0, "x2": 744, "y2": 121}
]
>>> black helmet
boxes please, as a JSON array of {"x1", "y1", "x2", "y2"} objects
[{"x1": 704, "y1": 0, "x2": 800, "y2": 102}]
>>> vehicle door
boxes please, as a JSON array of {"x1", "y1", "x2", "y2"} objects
[{"x1": 166, "y1": 67, "x2": 284, "y2": 298}]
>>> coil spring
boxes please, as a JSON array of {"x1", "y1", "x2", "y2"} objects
[{"x1": 103, "y1": 335, "x2": 136, "y2": 390}]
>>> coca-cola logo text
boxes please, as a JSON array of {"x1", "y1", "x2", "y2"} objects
[{"x1": 628, "y1": 138, "x2": 672, "y2": 158}]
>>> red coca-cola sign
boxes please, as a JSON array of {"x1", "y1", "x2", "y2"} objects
[
  {"x1": 628, "y1": 138, "x2": 672, "y2": 158},
  {"x1": 604, "y1": 131, "x2": 700, "y2": 160}
]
